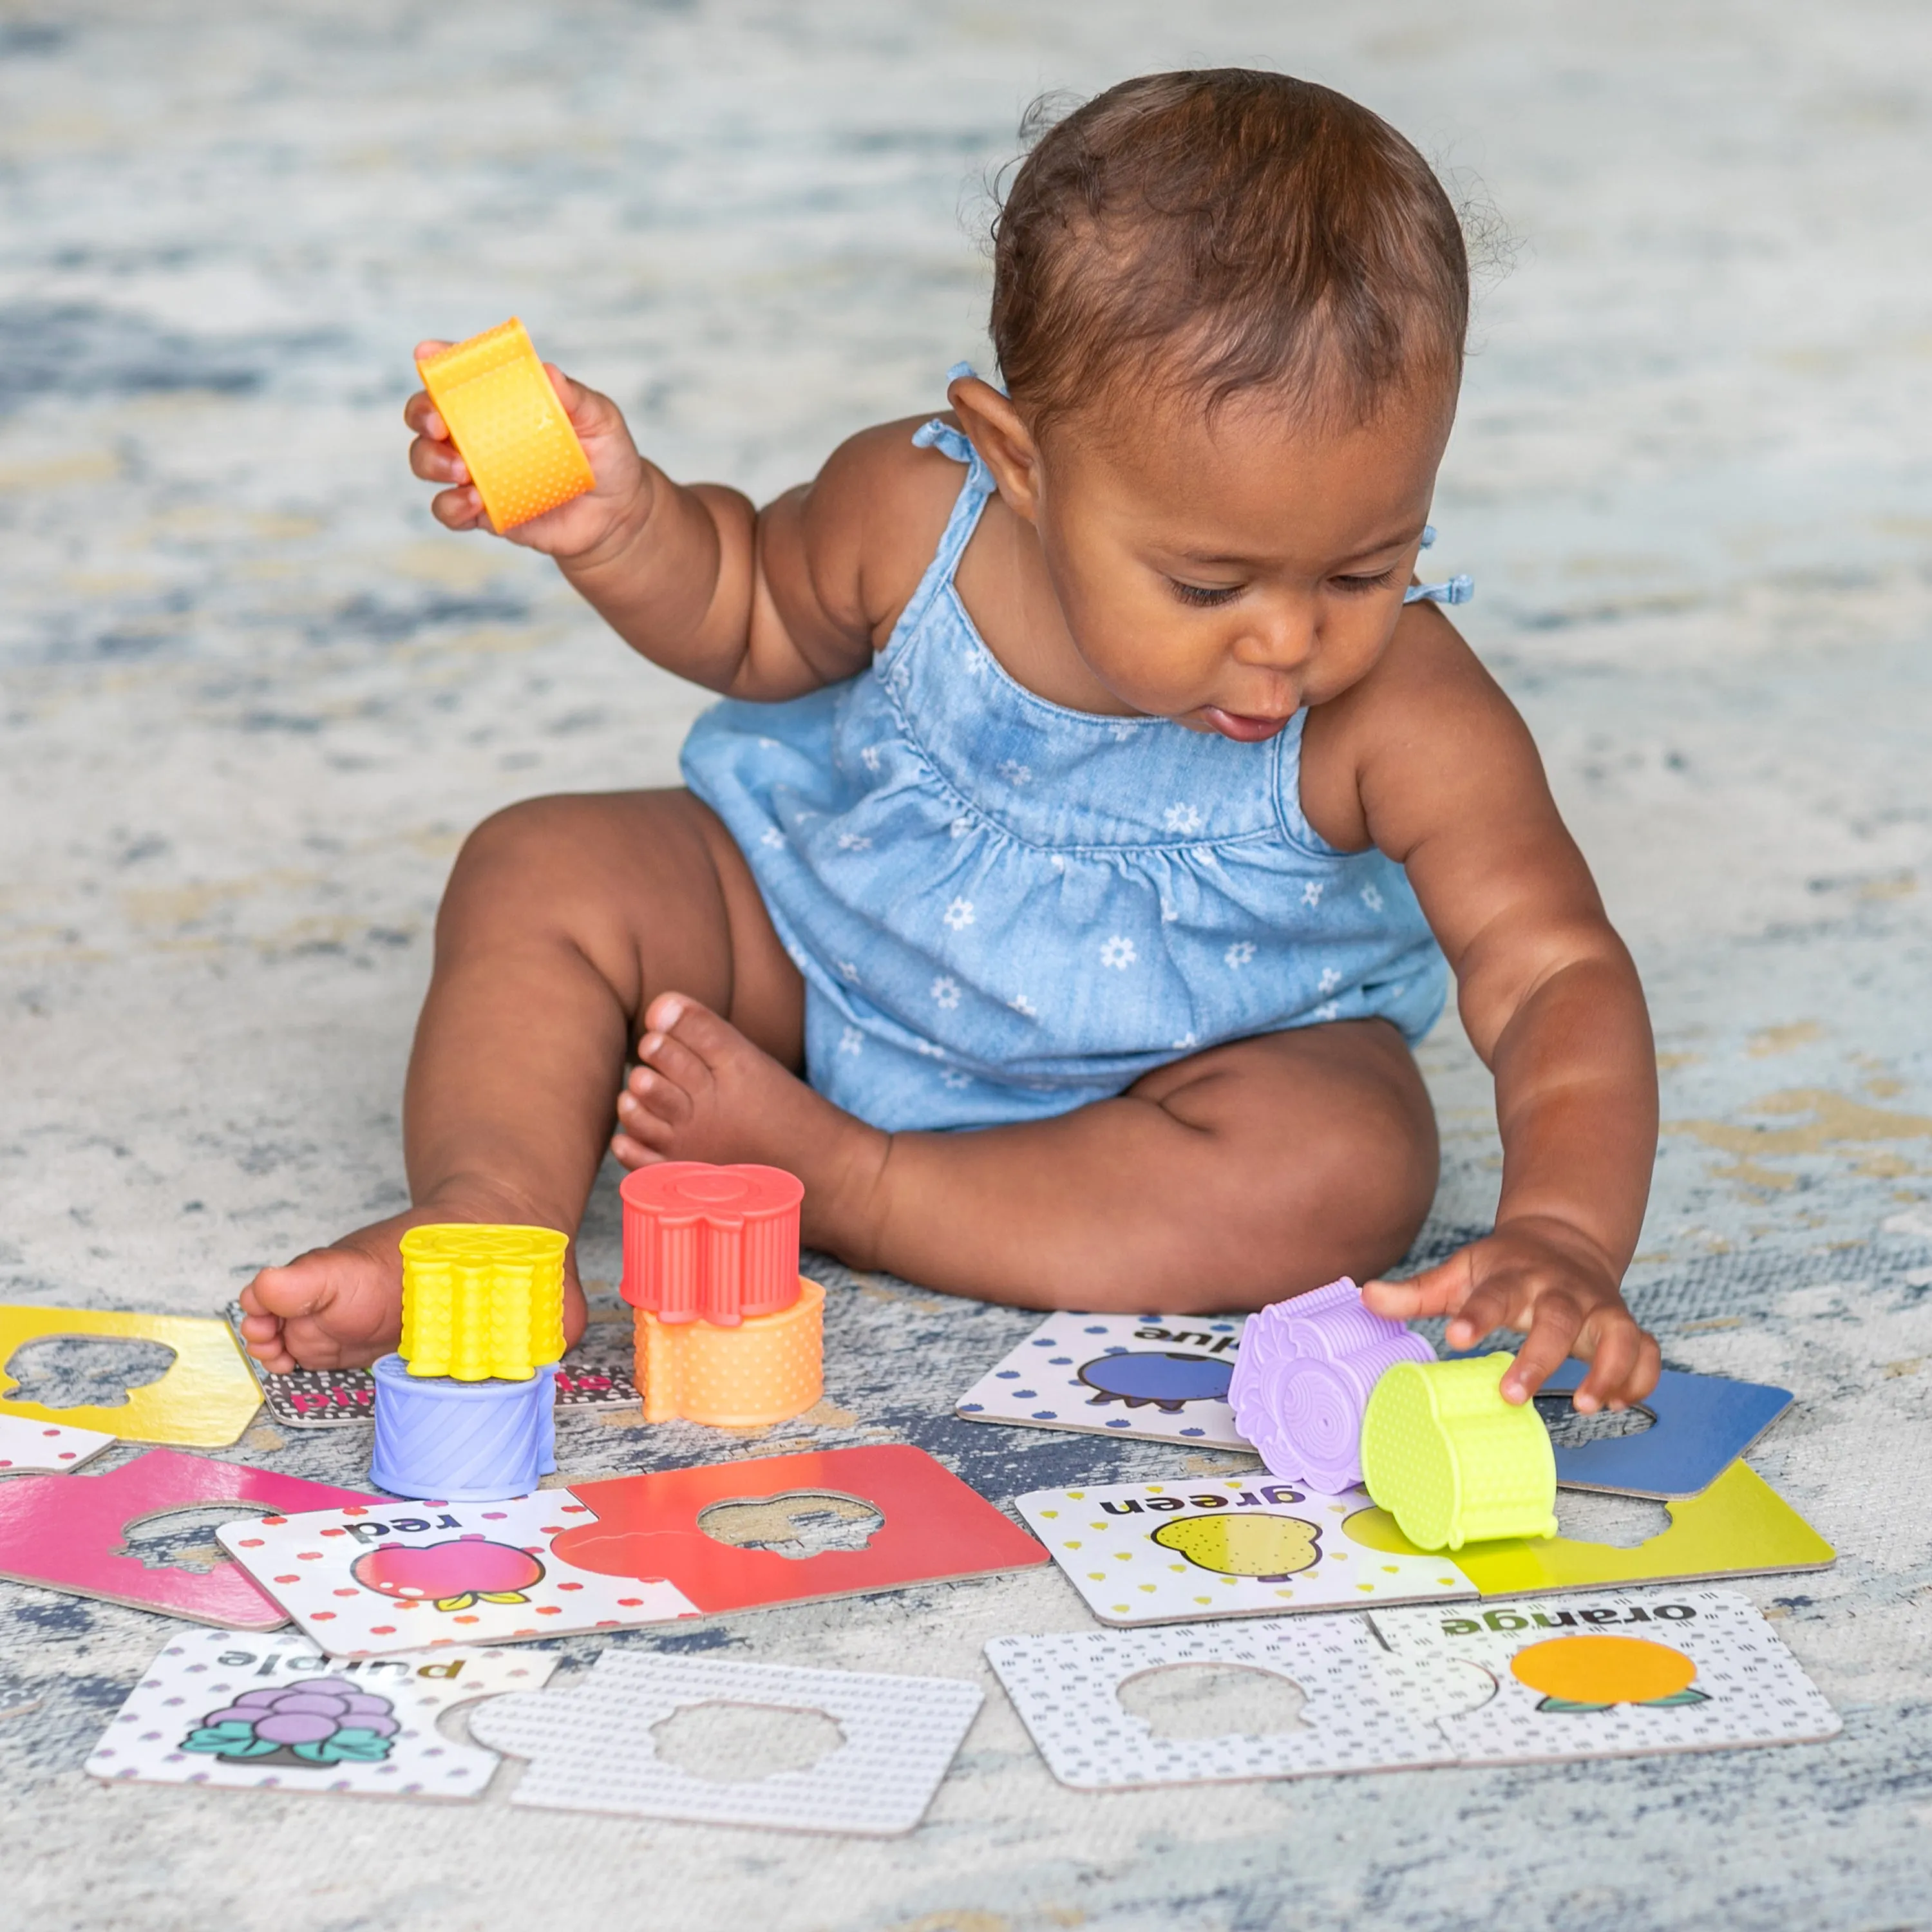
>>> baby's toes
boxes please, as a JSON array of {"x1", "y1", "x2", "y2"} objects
[
  {"x1": 634, "y1": 1029, "x2": 711, "y2": 1105},
  {"x1": 645, "y1": 992, "x2": 742, "y2": 1076}
]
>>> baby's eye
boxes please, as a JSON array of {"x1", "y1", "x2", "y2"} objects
[
  {"x1": 1169, "y1": 580, "x2": 1244, "y2": 609},
  {"x1": 1329, "y1": 568, "x2": 1398, "y2": 595}
]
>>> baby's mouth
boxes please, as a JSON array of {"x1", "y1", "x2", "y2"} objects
[{"x1": 1198, "y1": 705, "x2": 1291, "y2": 743}]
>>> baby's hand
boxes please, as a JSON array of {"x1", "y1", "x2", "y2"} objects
[
  {"x1": 1361, "y1": 1217, "x2": 1660, "y2": 1414},
  {"x1": 403, "y1": 343, "x2": 650, "y2": 558}
]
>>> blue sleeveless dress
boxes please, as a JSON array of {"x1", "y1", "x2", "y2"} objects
[{"x1": 680, "y1": 404, "x2": 1455, "y2": 1133}]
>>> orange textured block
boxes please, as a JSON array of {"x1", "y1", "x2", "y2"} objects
[
  {"x1": 620, "y1": 1162, "x2": 804, "y2": 1326},
  {"x1": 415, "y1": 318, "x2": 594, "y2": 531},
  {"x1": 634, "y1": 1279, "x2": 824, "y2": 1427}
]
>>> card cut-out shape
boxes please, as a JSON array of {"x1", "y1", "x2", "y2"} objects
[
  {"x1": 1340, "y1": 1458, "x2": 1833, "y2": 1596},
  {"x1": 1015, "y1": 1476, "x2": 1474, "y2": 1625},
  {"x1": 0, "y1": 1412, "x2": 115, "y2": 1472},
  {"x1": 1368, "y1": 1587, "x2": 1840, "y2": 1763},
  {"x1": 216, "y1": 1492, "x2": 701, "y2": 1656},
  {"x1": 225, "y1": 1303, "x2": 640, "y2": 1429},
  {"x1": 1538, "y1": 1361, "x2": 1794, "y2": 1499},
  {"x1": 557, "y1": 1444, "x2": 1048, "y2": 1615},
  {"x1": 86, "y1": 1627, "x2": 558, "y2": 1797},
  {"x1": 987, "y1": 1618, "x2": 1455, "y2": 1790},
  {"x1": 220, "y1": 1444, "x2": 1045, "y2": 1658},
  {"x1": 0, "y1": 1306, "x2": 261, "y2": 1446},
  {"x1": 957, "y1": 1312, "x2": 1251, "y2": 1448},
  {"x1": 468, "y1": 1648, "x2": 982, "y2": 1834},
  {"x1": 0, "y1": 1450, "x2": 379, "y2": 1627}
]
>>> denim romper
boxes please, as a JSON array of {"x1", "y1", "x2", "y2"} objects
[{"x1": 680, "y1": 397, "x2": 1457, "y2": 1134}]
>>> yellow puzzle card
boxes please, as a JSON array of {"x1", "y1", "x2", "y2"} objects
[
  {"x1": 1341, "y1": 1459, "x2": 1833, "y2": 1595},
  {"x1": 0, "y1": 1305, "x2": 262, "y2": 1447}
]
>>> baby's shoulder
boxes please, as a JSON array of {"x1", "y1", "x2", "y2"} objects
[
  {"x1": 798, "y1": 413, "x2": 978, "y2": 646},
  {"x1": 1301, "y1": 603, "x2": 1542, "y2": 858}
]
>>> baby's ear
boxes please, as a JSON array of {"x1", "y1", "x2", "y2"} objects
[{"x1": 947, "y1": 377, "x2": 1043, "y2": 522}]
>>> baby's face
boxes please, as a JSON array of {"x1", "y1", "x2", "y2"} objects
[{"x1": 1032, "y1": 381, "x2": 1453, "y2": 738}]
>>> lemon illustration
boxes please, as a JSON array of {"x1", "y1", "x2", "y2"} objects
[
  {"x1": 1150, "y1": 1513, "x2": 1320, "y2": 1579},
  {"x1": 1510, "y1": 1634, "x2": 1707, "y2": 1713}
]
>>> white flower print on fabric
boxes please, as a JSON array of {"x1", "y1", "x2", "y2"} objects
[
  {"x1": 943, "y1": 898, "x2": 975, "y2": 932},
  {"x1": 1361, "y1": 884, "x2": 1385, "y2": 913},
  {"x1": 860, "y1": 744, "x2": 882, "y2": 773},
  {"x1": 949, "y1": 816, "x2": 973, "y2": 839},
  {"x1": 837, "y1": 832, "x2": 872, "y2": 851},
  {"x1": 1302, "y1": 880, "x2": 1324, "y2": 907},
  {"x1": 1112, "y1": 720, "x2": 1137, "y2": 742},
  {"x1": 838, "y1": 1026, "x2": 864, "y2": 1056},
  {"x1": 836, "y1": 960, "x2": 860, "y2": 983},
  {"x1": 1164, "y1": 803, "x2": 1204, "y2": 835},
  {"x1": 1099, "y1": 935, "x2": 1137, "y2": 971},
  {"x1": 1160, "y1": 900, "x2": 1179, "y2": 924},
  {"x1": 760, "y1": 827, "x2": 785, "y2": 849},
  {"x1": 1312, "y1": 1000, "x2": 1341, "y2": 1022},
  {"x1": 792, "y1": 809, "x2": 820, "y2": 824},
  {"x1": 1009, "y1": 992, "x2": 1037, "y2": 1017},
  {"x1": 1225, "y1": 940, "x2": 1256, "y2": 970},
  {"x1": 940, "y1": 1068, "x2": 972, "y2": 1090},
  {"x1": 932, "y1": 976, "x2": 963, "y2": 1010},
  {"x1": 1172, "y1": 1030, "x2": 1198, "y2": 1052},
  {"x1": 914, "y1": 1038, "x2": 944, "y2": 1057},
  {"x1": 1318, "y1": 966, "x2": 1342, "y2": 994},
  {"x1": 998, "y1": 759, "x2": 1034, "y2": 787},
  {"x1": 963, "y1": 645, "x2": 990, "y2": 676}
]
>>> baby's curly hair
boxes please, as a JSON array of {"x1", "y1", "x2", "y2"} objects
[{"x1": 991, "y1": 71, "x2": 1468, "y2": 435}]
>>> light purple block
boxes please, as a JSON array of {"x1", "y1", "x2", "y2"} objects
[{"x1": 1229, "y1": 1277, "x2": 1435, "y2": 1490}]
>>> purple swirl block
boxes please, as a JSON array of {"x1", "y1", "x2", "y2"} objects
[
  {"x1": 370, "y1": 1354, "x2": 556, "y2": 1502},
  {"x1": 1228, "y1": 1278, "x2": 1435, "y2": 1491}
]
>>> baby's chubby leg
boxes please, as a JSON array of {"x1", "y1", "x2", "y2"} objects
[
  {"x1": 238, "y1": 790, "x2": 804, "y2": 1370},
  {"x1": 618, "y1": 1003, "x2": 1437, "y2": 1311}
]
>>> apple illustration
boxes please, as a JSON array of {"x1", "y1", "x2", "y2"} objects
[{"x1": 349, "y1": 1537, "x2": 546, "y2": 1611}]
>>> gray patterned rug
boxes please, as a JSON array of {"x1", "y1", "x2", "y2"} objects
[{"x1": 5, "y1": 4, "x2": 1932, "y2": 1927}]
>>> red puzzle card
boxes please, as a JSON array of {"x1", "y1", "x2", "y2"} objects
[
  {"x1": 553, "y1": 1443, "x2": 1048, "y2": 1615},
  {"x1": 0, "y1": 1449, "x2": 379, "y2": 1629}
]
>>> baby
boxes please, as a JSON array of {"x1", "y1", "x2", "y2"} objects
[{"x1": 241, "y1": 70, "x2": 1661, "y2": 1414}]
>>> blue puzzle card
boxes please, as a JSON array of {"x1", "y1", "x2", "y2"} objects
[
  {"x1": 956, "y1": 1312, "x2": 1251, "y2": 1449},
  {"x1": 1537, "y1": 1361, "x2": 1793, "y2": 1499}
]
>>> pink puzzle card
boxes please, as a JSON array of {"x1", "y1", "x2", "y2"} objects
[{"x1": 0, "y1": 1450, "x2": 381, "y2": 1629}]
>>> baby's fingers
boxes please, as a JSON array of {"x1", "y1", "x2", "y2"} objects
[
  {"x1": 430, "y1": 482, "x2": 488, "y2": 531},
  {"x1": 1501, "y1": 1293, "x2": 1584, "y2": 1404},
  {"x1": 1571, "y1": 1318, "x2": 1661, "y2": 1414},
  {"x1": 410, "y1": 431, "x2": 468, "y2": 486},
  {"x1": 1361, "y1": 1253, "x2": 1472, "y2": 1323}
]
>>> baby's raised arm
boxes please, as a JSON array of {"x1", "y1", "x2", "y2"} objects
[
  {"x1": 404, "y1": 350, "x2": 936, "y2": 699},
  {"x1": 1311, "y1": 604, "x2": 1662, "y2": 1413}
]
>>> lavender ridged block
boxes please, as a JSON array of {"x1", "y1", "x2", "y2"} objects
[
  {"x1": 369, "y1": 1354, "x2": 557, "y2": 1502},
  {"x1": 1228, "y1": 1278, "x2": 1435, "y2": 1490}
]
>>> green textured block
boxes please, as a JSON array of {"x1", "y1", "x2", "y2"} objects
[{"x1": 1360, "y1": 1352, "x2": 1558, "y2": 1551}]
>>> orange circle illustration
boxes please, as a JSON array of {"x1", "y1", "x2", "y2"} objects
[{"x1": 1510, "y1": 1634, "x2": 1697, "y2": 1705}]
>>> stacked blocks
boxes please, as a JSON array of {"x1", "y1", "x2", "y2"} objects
[
  {"x1": 399, "y1": 1224, "x2": 567, "y2": 1380},
  {"x1": 415, "y1": 319, "x2": 594, "y2": 532},
  {"x1": 1227, "y1": 1277, "x2": 1435, "y2": 1490},
  {"x1": 1360, "y1": 1352, "x2": 1558, "y2": 1551},
  {"x1": 368, "y1": 1356, "x2": 557, "y2": 1502},
  {"x1": 620, "y1": 1163, "x2": 822, "y2": 1428},
  {"x1": 372, "y1": 1223, "x2": 571, "y2": 1502}
]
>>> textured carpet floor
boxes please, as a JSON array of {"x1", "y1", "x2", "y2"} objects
[{"x1": 5, "y1": 4, "x2": 1932, "y2": 1927}]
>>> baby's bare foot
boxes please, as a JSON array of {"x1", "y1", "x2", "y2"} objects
[
  {"x1": 238, "y1": 1195, "x2": 587, "y2": 1375},
  {"x1": 613, "y1": 993, "x2": 888, "y2": 1252}
]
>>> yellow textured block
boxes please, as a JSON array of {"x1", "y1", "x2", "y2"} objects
[
  {"x1": 399, "y1": 1224, "x2": 569, "y2": 1381},
  {"x1": 635, "y1": 1278, "x2": 824, "y2": 1428},
  {"x1": 416, "y1": 319, "x2": 594, "y2": 531}
]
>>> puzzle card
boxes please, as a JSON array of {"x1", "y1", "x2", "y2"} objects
[
  {"x1": 986, "y1": 1616, "x2": 1455, "y2": 1790},
  {"x1": 1367, "y1": 1587, "x2": 1841, "y2": 1764},
  {"x1": 87, "y1": 1627, "x2": 558, "y2": 1798},
  {"x1": 958, "y1": 1312, "x2": 1251, "y2": 1448},
  {"x1": 0, "y1": 1412, "x2": 115, "y2": 1472},
  {"x1": 216, "y1": 1493, "x2": 699, "y2": 1656},
  {"x1": 469, "y1": 1649, "x2": 983, "y2": 1834},
  {"x1": 1016, "y1": 1476, "x2": 1474, "y2": 1625}
]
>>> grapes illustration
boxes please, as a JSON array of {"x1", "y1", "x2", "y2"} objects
[
  {"x1": 1150, "y1": 1512, "x2": 1321, "y2": 1580},
  {"x1": 180, "y1": 1678, "x2": 401, "y2": 1766},
  {"x1": 349, "y1": 1537, "x2": 546, "y2": 1611}
]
